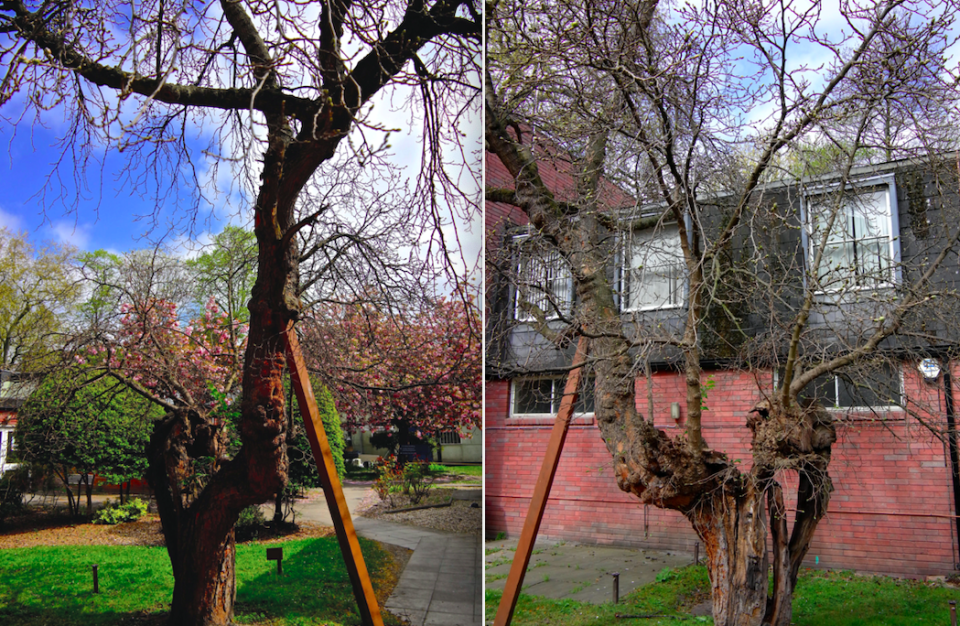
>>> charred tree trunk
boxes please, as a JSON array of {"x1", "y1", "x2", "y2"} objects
[
  {"x1": 274, "y1": 491, "x2": 284, "y2": 524},
  {"x1": 140, "y1": 122, "x2": 302, "y2": 626}
]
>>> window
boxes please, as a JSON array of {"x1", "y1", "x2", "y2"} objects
[
  {"x1": 511, "y1": 376, "x2": 595, "y2": 417},
  {"x1": 515, "y1": 238, "x2": 573, "y2": 321},
  {"x1": 798, "y1": 363, "x2": 902, "y2": 410},
  {"x1": 622, "y1": 224, "x2": 685, "y2": 311},
  {"x1": 438, "y1": 431, "x2": 461, "y2": 445},
  {"x1": 807, "y1": 181, "x2": 898, "y2": 290}
]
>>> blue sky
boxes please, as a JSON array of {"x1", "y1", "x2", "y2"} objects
[
  {"x1": 0, "y1": 99, "x2": 482, "y2": 287},
  {"x1": 0, "y1": 123, "x2": 155, "y2": 252},
  {"x1": 0, "y1": 115, "x2": 244, "y2": 254}
]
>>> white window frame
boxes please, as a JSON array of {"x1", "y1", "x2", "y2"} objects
[
  {"x1": 621, "y1": 223, "x2": 686, "y2": 312},
  {"x1": 513, "y1": 236, "x2": 573, "y2": 322},
  {"x1": 509, "y1": 376, "x2": 595, "y2": 418},
  {"x1": 802, "y1": 175, "x2": 901, "y2": 292}
]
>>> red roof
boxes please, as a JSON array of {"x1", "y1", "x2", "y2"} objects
[{"x1": 485, "y1": 135, "x2": 636, "y2": 250}]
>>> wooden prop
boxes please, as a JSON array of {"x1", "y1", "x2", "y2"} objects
[
  {"x1": 493, "y1": 336, "x2": 590, "y2": 626},
  {"x1": 284, "y1": 326, "x2": 384, "y2": 626}
]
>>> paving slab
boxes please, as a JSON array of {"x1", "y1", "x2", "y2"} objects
[
  {"x1": 485, "y1": 537, "x2": 695, "y2": 606},
  {"x1": 294, "y1": 483, "x2": 482, "y2": 626}
]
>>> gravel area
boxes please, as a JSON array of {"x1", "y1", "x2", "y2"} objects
[
  {"x1": 0, "y1": 512, "x2": 335, "y2": 550},
  {"x1": 357, "y1": 486, "x2": 481, "y2": 536},
  {"x1": 0, "y1": 480, "x2": 481, "y2": 550}
]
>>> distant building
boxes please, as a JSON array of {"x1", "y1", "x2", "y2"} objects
[{"x1": 0, "y1": 370, "x2": 36, "y2": 475}]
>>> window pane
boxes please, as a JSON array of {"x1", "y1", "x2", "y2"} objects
[
  {"x1": 517, "y1": 243, "x2": 572, "y2": 319},
  {"x1": 810, "y1": 187, "x2": 892, "y2": 289},
  {"x1": 515, "y1": 379, "x2": 554, "y2": 414},
  {"x1": 550, "y1": 377, "x2": 595, "y2": 414},
  {"x1": 799, "y1": 375, "x2": 838, "y2": 407},
  {"x1": 837, "y1": 363, "x2": 900, "y2": 407},
  {"x1": 576, "y1": 377, "x2": 595, "y2": 414},
  {"x1": 626, "y1": 224, "x2": 684, "y2": 310}
]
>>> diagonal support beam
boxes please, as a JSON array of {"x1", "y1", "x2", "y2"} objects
[
  {"x1": 284, "y1": 325, "x2": 385, "y2": 626},
  {"x1": 493, "y1": 336, "x2": 590, "y2": 626}
]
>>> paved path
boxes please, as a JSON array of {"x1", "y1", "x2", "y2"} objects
[
  {"x1": 297, "y1": 484, "x2": 482, "y2": 626},
  {"x1": 485, "y1": 536, "x2": 695, "y2": 606}
]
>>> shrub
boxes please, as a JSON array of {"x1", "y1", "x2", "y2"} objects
[
  {"x1": 0, "y1": 467, "x2": 28, "y2": 525},
  {"x1": 93, "y1": 498, "x2": 149, "y2": 525},
  {"x1": 373, "y1": 455, "x2": 404, "y2": 507},
  {"x1": 403, "y1": 461, "x2": 437, "y2": 504},
  {"x1": 235, "y1": 505, "x2": 266, "y2": 541}
]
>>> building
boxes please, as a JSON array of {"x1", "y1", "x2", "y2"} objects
[
  {"x1": 0, "y1": 370, "x2": 35, "y2": 475},
  {"x1": 485, "y1": 149, "x2": 960, "y2": 578},
  {"x1": 347, "y1": 426, "x2": 482, "y2": 466}
]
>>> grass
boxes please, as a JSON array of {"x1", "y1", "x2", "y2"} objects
[
  {"x1": 344, "y1": 463, "x2": 481, "y2": 482},
  {"x1": 430, "y1": 463, "x2": 482, "y2": 477},
  {"x1": 485, "y1": 565, "x2": 960, "y2": 626},
  {"x1": 0, "y1": 537, "x2": 405, "y2": 626}
]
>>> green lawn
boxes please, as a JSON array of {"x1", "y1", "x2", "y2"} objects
[
  {"x1": 435, "y1": 463, "x2": 482, "y2": 477},
  {"x1": 0, "y1": 537, "x2": 404, "y2": 625},
  {"x1": 486, "y1": 565, "x2": 960, "y2": 626}
]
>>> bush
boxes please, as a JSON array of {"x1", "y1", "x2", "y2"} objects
[
  {"x1": 0, "y1": 467, "x2": 29, "y2": 525},
  {"x1": 373, "y1": 455, "x2": 404, "y2": 507},
  {"x1": 403, "y1": 461, "x2": 437, "y2": 504},
  {"x1": 235, "y1": 505, "x2": 267, "y2": 541},
  {"x1": 93, "y1": 498, "x2": 149, "y2": 525}
]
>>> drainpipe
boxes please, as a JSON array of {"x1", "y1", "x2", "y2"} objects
[{"x1": 942, "y1": 366, "x2": 960, "y2": 569}]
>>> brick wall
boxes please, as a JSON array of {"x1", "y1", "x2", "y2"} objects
[{"x1": 485, "y1": 366, "x2": 959, "y2": 577}]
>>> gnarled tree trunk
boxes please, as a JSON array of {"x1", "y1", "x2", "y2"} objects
[{"x1": 687, "y1": 482, "x2": 768, "y2": 626}]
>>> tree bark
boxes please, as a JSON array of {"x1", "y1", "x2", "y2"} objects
[
  {"x1": 167, "y1": 516, "x2": 238, "y2": 626},
  {"x1": 147, "y1": 409, "x2": 255, "y2": 626},
  {"x1": 84, "y1": 474, "x2": 93, "y2": 517},
  {"x1": 57, "y1": 467, "x2": 79, "y2": 518},
  {"x1": 688, "y1": 481, "x2": 769, "y2": 626}
]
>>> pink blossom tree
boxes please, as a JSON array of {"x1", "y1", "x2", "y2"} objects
[{"x1": 303, "y1": 291, "x2": 481, "y2": 456}]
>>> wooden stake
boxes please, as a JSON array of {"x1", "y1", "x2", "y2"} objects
[
  {"x1": 493, "y1": 337, "x2": 590, "y2": 626},
  {"x1": 285, "y1": 326, "x2": 384, "y2": 626}
]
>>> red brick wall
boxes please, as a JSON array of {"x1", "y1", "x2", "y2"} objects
[{"x1": 485, "y1": 366, "x2": 959, "y2": 577}]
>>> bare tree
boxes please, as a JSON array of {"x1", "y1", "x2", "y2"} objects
[
  {"x1": 486, "y1": 1, "x2": 960, "y2": 624},
  {"x1": 0, "y1": 1, "x2": 480, "y2": 624}
]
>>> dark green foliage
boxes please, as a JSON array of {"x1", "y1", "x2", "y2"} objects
[
  {"x1": 235, "y1": 505, "x2": 267, "y2": 541},
  {"x1": 0, "y1": 466, "x2": 28, "y2": 524},
  {"x1": 402, "y1": 461, "x2": 438, "y2": 504},
  {"x1": 15, "y1": 370, "x2": 162, "y2": 493},
  {"x1": 286, "y1": 380, "x2": 346, "y2": 488}
]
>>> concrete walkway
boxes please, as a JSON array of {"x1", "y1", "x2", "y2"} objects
[
  {"x1": 485, "y1": 537, "x2": 695, "y2": 605},
  {"x1": 297, "y1": 484, "x2": 482, "y2": 626}
]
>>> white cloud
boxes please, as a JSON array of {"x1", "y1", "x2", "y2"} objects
[
  {"x1": 49, "y1": 220, "x2": 92, "y2": 250},
  {"x1": 0, "y1": 208, "x2": 24, "y2": 232}
]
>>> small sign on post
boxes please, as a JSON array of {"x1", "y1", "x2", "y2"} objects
[
  {"x1": 266, "y1": 547, "x2": 283, "y2": 576},
  {"x1": 92, "y1": 564, "x2": 99, "y2": 594}
]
